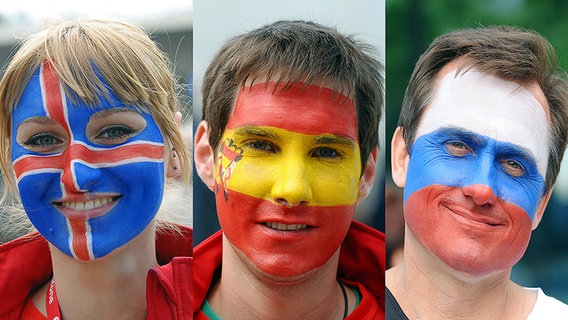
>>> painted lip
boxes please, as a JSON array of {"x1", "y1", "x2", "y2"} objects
[
  {"x1": 444, "y1": 204, "x2": 507, "y2": 227},
  {"x1": 53, "y1": 194, "x2": 122, "y2": 220}
]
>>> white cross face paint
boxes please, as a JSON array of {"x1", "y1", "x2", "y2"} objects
[{"x1": 416, "y1": 70, "x2": 549, "y2": 178}]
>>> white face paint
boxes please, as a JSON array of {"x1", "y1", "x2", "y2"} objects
[{"x1": 416, "y1": 70, "x2": 550, "y2": 177}]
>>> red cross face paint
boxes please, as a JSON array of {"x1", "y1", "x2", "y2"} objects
[
  {"x1": 403, "y1": 69, "x2": 549, "y2": 276},
  {"x1": 215, "y1": 82, "x2": 361, "y2": 278}
]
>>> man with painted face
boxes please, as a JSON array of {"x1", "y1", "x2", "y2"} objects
[
  {"x1": 0, "y1": 20, "x2": 192, "y2": 319},
  {"x1": 387, "y1": 26, "x2": 568, "y2": 319},
  {"x1": 193, "y1": 20, "x2": 385, "y2": 319}
]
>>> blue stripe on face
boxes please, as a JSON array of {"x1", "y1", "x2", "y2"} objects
[{"x1": 404, "y1": 127, "x2": 546, "y2": 220}]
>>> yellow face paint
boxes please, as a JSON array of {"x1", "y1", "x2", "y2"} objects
[{"x1": 216, "y1": 126, "x2": 361, "y2": 206}]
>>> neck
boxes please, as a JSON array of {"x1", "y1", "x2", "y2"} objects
[
  {"x1": 386, "y1": 230, "x2": 536, "y2": 320},
  {"x1": 208, "y1": 236, "x2": 351, "y2": 320},
  {"x1": 34, "y1": 222, "x2": 158, "y2": 320}
]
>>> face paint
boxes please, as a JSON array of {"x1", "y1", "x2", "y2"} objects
[
  {"x1": 12, "y1": 61, "x2": 165, "y2": 261},
  {"x1": 215, "y1": 82, "x2": 361, "y2": 277},
  {"x1": 404, "y1": 70, "x2": 549, "y2": 275}
]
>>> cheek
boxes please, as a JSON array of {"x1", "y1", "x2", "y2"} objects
[{"x1": 405, "y1": 185, "x2": 533, "y2": 276}]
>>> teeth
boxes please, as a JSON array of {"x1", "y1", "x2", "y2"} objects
[
  {"x1": 265, "y1": 222, "x2": 308, "y2": 231},
  {"x1": 61, "y1": 198, "x2": 113, "y2": 210}
]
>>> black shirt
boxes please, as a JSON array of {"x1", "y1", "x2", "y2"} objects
[{"x1": 386, "y1": 287, "x2": 410, "y2": 320}]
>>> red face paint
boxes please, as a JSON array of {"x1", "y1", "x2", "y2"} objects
[
  {"x1": 216, "y1": 82, "x2": 361, "y2": 278},
  {"x1": 405, "y1": 185, "x2": 533, "y2": 276}
]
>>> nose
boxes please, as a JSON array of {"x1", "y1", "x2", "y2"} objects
[
  {"x1": 61, "y1": 145, "x2": 102, "y2": 193},
  {"x1": 461, "y1": 153, "x2": 498, "y2": 206},
  {"x1": 271, "y1": 160, "x2": 313, "y2": 207},
  {"x1": 462, "y1": 184, "x2": 498, "y2": 206}
]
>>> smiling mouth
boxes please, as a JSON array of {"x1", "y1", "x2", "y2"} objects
[
  {"x1": 263, "y1": 222, "x2": 311, "y2": 231},
  {"x1": 445, "y1": 205, "x2": 505, "y2": 227},
  {"x1": 54, "y1": 196, "x2": 122, "y2": 211}
]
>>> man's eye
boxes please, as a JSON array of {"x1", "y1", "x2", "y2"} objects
[
  {"x1": 23, "y1": 133, "x2": 63, "y2": 148},
  {"x1": 312, "y1": 147, "x2": 341, "y2": 158},
  {"x1": 97, "y1": 126, "x2": 136, "y2": 141},
  {"x1": 247, "y1": 140, "x2": 276, "y2": 152},
  {"x1": 445, "y1": 141, "x2": 471, "y2": 156},
  {"x1": 502, "y1": 159, "x2": 525, "y2": 177}
]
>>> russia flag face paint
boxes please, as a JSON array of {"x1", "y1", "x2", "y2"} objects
[
  {"x1": 11, "y1": 61, "x2": 165, "y2": 261},
  {"x1": 404, "y1": 69, "x2": 549, "y2": 275},
  {"x1": 214, "y1": 83, "x2": 361, "y2": 278}
]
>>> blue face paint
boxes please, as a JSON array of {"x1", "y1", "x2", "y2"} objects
[
  {"x1": 12, "y1": 61, "x2": 165, "y2": 260},
  {"x1": 405, "y1": 127, "x2": 545, "y2": 220}
]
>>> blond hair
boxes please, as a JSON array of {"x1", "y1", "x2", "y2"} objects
[
  {"x1": 0, "y1": 18, "x2": 191, "y2": 196},
  {"x1": 0, "y1": 19, "x2": 192, "y2": 239}
]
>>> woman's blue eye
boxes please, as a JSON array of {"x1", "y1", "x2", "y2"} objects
[
  {"x1": 98, "y1": 126, "x2": 136, "y2": 140},
  {"x1": 24, "y1": 134, "x2": 62, "y2": 147}
]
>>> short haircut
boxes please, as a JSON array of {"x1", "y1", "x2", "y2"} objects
[
  {"x1": 201, "y1": 20, "x2": 384, "y2": 171},
  {"x1": 398, "y1": 25, "x2": 568, "y2": 192}
]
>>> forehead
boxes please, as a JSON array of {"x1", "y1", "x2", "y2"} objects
[
  {"x1": 416, "y1": 68, "x2": 550, "y2": 176},
  {"x1": 227, "y1": 82, "x2": 358, "y2": 140},
  {"x1": 13, "y1": 64, "x2": 130, "y2": 124}
]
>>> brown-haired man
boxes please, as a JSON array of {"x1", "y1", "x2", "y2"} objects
[
  {"x1": 194, "y1": 20, "x2": 385, "y2": 319},
  {"x1": 388, "y1": 25, "x2": 568, "y2": 319}
]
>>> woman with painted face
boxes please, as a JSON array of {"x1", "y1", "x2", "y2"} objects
[{"x1": 0, "y1": 19, "x2": 192, "y2": 319}]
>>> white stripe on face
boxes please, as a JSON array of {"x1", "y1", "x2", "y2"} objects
[{"x1": 416, "y1": 69, "x2": 549, "y2": 177}]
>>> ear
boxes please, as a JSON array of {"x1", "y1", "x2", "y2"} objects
[
  {"x1": 194, "y1": 121, "x2": 216, "y2": 191},
  {"x1": 165, "y1": 111, "x2": 185, "y2": 179},
  {"x1": 165, "y1": 147, "x2": 181, "y2": 178},
  {"x1": 391, "y1": 126, "x2": 410, "y2": 188},
  {"x1": 174, "y1": 111, "x2": 183, "y2": 128},
  {"x1": 356, "y1": 147, "x2": 378, "y2": 204},
  {"x1": 532, "y1": 188, "x2": 553, "y2": 230}
]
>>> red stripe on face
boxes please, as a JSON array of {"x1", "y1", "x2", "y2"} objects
[
  {"x1": 216, "y1": 188, "x2": 354, "y2": 277},
  {"x1": 404, "y1": 184, "x2": 532, "y2": 276},
  {"x1": 41, "y1": 61, "x2": 71, "y2": 137},
  {"x1": 227, "y1": 82, "x2": 358, "y2": 141},
  {"x1": 68, "y1": 218, "x2": 91, "y2": 261},
  {"x1": 13, "y1": 143, "x2": 164, "y2": 181}
]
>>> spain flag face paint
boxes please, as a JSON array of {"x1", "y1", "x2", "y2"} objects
[
  {"x1": 404, "y1": 70, "x2": 549, "y2": 276},
  {"x1": 11, "y1": 61, "x2": 165, "y2": 261},
  {"x1": 215, "y1": 83, "x2": 361, "y2": 277}
]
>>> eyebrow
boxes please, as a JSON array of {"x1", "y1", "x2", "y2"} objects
[
  {"x1": 17, "y1": 116, "x2": 59, "y2": 128},
  {"x1": 91, "y1": 107, "x2": 137, "y2": 119},
  {"x1": 436, "y1": 126, "x2": 485, "y2": 146},
  {"x1": 497, "y1": 143, "x2": 537, "y2": 165},
  {"x1": 437, "y1": 126, "x2": 537, "y2": 162},
  {"x1": 313, "y1": 134, "x2": 356, "y2": 146},
  {"x1": 232, "y1": 126, "x2": 281, "y2": 141}
]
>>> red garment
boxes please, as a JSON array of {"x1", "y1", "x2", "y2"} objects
[
  {"x1": 0, "y1": 226, "x2": 193, "y2": 320},
  {"x1": 193, "y1": 220, "x2": 385, "y2": 319}
]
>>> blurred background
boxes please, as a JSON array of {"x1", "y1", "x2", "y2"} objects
[
  {"x1": 192, "y1": 0, "x2": 386, "y2": 245},
  {"x1": 0, "y1": 0, "x2": 193, "y2": 241},
  {"x1": 385, "y1": 0, "x2": 568, "y2": 303}
]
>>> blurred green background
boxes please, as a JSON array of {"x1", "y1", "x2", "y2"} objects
[{"x1": 386, "y1": 0, "x2": 568, "y2": 303}]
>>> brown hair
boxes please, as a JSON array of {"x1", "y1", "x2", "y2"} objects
[
  {"x1": 201, "y1": 20, "x2": 384, "y2": 170},
  {"x1": 398, "y1": 25, "x2": 568, "y2": 192}
]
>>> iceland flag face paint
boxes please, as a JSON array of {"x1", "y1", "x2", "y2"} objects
[
  {"x1": 11, "y1": 61, "x2": 165, "y2": 261},
  {"x1": 404, "y1": 69, "x2": 549, "y2": 276}
]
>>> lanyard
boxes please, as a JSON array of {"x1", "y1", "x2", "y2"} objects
[{"x1": 46, "y1": 279, "x2": 62, "y2": 320}]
